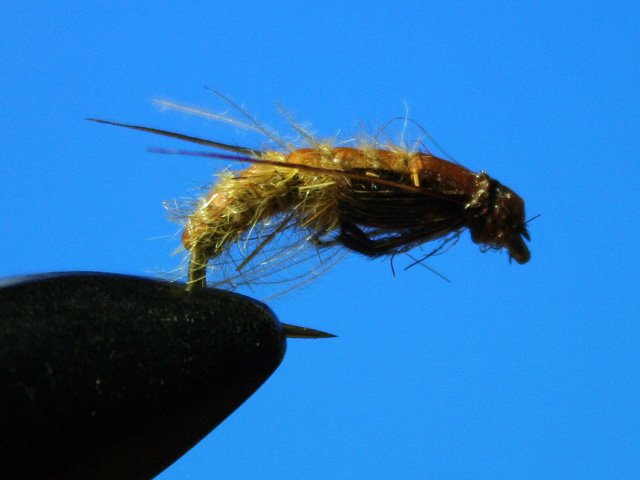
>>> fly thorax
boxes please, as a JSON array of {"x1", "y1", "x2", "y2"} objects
[{"x1": 464, "y1": 172, "x2": 491, "y2": 211}]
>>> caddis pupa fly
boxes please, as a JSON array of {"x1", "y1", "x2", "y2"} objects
[{"x1": 89, "y1": 95, "x2": 531, "y2": 292}]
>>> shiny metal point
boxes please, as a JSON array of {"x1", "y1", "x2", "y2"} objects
[{"x1": 281, "y1": 323, "x2": 336, "y2": 339}]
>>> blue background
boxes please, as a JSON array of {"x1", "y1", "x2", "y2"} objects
[{"x1": 2, "y1": 2, "x2": 638, "y2": 478}]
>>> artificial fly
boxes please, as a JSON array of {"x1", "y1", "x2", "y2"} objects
[{"x1": 89, "y1": 95, "x2": 530, "y2": 292}]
